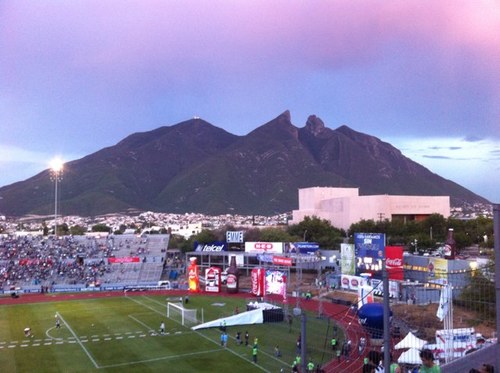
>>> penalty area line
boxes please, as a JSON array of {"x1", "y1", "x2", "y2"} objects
[{"x1": 56, "y1": 312, "x2": 99, "y2": 369}]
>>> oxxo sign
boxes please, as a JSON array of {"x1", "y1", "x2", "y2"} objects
[{"x1": 226, "y1": 231, "x2": 244, "y2": 243}]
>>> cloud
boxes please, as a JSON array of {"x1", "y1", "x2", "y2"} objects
[
  {"x1": 428, "y1": 146, "x2": 462, "y2": 151},
  {"x1": 464, "y1": 135, "x2": 484, "y2": 142}
]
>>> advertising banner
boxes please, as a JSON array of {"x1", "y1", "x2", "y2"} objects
[
  {"x1": 287, "y1": 242, "x2": 319, "y2": 254},
  {"x1": 108, "y1": 257, "x2": 140, "y2": 264},
  {"x1": 265, "y1": 270, "x2": 286, "y2": 295},
  {"x1": 354, "y1": 233, "x2": 385, "y2": 279},
  {"x1": 371, "y1": 279, "x2": 400, "y2": 299},
  {"x1": 251, "y1": 268, "x2": 266, "y2": 296},
  {"x1": 340, "y1": 274, "x2": 362, "y2": 291},
  {"x1": 385, "y1": 246, "x2": 404, "y2": 280},
  {"x1": 428, "y1": 258, "x2": 448, "y2": 283},
  {"x1": 188, "y1": 257, "x2": 200, "y2": 292},
  {"x1": 272, "y1": 256, "x2": 293, "y2": 266},
  {"x1": 205, "y1": 267, "x2": 221, "y2": 293},
  {"x1": 226, "y1": 231, "x2": 244, "y2": 243},
  {"x1": 245, "y1": 242, "x2": 283, "y2": 254},
  {"x1": 340, "y1": 243, "x2": 356, "y2": 275},
  {"x1": 194, "y1": 241, "x2": 227, "y2": 252}
]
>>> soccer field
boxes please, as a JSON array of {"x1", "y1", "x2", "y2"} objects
[{"x1": 0, "y1": 293, "x2": 341, "y2": 372}]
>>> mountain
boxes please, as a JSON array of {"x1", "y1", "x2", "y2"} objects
[{"x1": 0, "y1": 112, "x2": 489, "y2": 217}]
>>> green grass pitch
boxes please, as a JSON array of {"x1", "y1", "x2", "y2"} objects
[{"x1": 0, "y1": 294, "x2": 341, "y2": 372}]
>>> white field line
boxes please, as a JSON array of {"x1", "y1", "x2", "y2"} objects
[
  {"x1": 127, "y1": 314, "x2": 154, "y2": 332},
  {"x1": 99, "y1": 348, "x2": 222, "y2": 369},
  {"x1": 56, "y1": 312, "x2": 99, "y2": 369},
  {"x1": 128, "y1": 296, "x2": 271, "y2": 372},
  {"x1": 45, "y1": 326, "x2": 64, "y2": 341}
]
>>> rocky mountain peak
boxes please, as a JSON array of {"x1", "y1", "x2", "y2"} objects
[{"x1": 305, "y1": 115, "x2": 326, "y2": 135}]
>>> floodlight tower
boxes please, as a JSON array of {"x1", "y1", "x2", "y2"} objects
[{"x1": 50, "y1": 158, "x2": 64, "y2": 237}]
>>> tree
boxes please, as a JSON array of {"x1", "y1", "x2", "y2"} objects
[
  {"x1": 259, "y1": 227, "x2": 293, "y2": 243},
  {"x1": 287, "y1": 216, "x2": 344, "y2": 249},
  {"x1": 70, "y1": 225, "x2": 86, "y2": 235},
  {"x1": 92, "y1": 224, "x2": 111, "y2": 233}
]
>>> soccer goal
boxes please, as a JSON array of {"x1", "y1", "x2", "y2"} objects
[{"x1": 167, "y1": 302, "x2": 198, "y2": 326}]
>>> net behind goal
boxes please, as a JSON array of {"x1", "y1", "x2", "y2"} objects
[{"x1": 167, "y1": 302, "x2": 198, "y2": 326}]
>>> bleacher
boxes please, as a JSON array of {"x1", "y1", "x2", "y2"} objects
[{"x1": 0, "y1": 234, "x2": 171, "y2": 293}]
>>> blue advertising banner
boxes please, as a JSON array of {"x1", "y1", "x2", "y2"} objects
[
  {"x1": 286, "y1": 242, "x2": 319, "y2": 254},
  {"x1": 194, "y1": 241, "x2": 228, "y2": 252}
]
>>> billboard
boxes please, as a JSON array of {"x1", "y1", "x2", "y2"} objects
[
  {"x1": 245, "y1": 242, "x2": 283, "y2": 254},
  {"x1": 265, "y1": 270, "x2": 287, "y2": 296},
  {"x1": 385, "y1": 246, "x2": 404, "y2": 280},
  {"x1": 428, "y1": 257, "x2": 448, "y2": 283},
  {"x1": 286, "y1": 242, "x2": 319, "y2": 254},
  {"x1": 354, "y1": 233, "x2": 385, "y2": 279},
  {"x1": 226, "y1": 231, "x2": 244, "y2": 243},
  {"x1": 340, "y1": 243, "x2": 356, "y2": 275}
]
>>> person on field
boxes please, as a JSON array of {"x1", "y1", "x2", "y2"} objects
[
  {"x1": 252, "y1": 345, "x2": 258, "y2": 363},
  {"x1": 159, "y1": 321, "x2": 165, "y2": 335},
  {"x1": 245, "y1": 331, "x2": 249, "y2": 346},
  {"x1": 24, "y1": 327, "x2": 33, "y2": 338}
]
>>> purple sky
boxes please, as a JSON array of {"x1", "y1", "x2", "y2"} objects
[{"x1": 1, "y1": 1, "x2": 499, "y2": 203}]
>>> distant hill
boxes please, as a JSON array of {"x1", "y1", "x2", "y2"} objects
[{"x1": 0, "y1": 111, "x2": 489, "y2": 217}]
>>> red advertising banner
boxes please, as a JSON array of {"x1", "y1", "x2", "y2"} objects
[
  {"x1": 251, "y1": 268, "x2": 265, "y2": 297},
  {"x1": 272, "y1": 256, "x2": 292, "y2": 266},
  {"x1": 385, "y1": 246, "x2": 404, "y2": 280},
  {"x1": 108, "y1": 257, "x2": 140, "y2": 264}
]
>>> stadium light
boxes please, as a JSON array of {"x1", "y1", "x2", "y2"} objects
[{"x1": 50, "y1": 157, "x2": 64, "y2": 236}]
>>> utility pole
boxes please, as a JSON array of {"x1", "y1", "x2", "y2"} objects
[
  {"x1": 493, "y1": 204, "x2": 500, "y2": 373},
  {"x1": 382, "y1": 258, "x2": 390, "y2": 373}
]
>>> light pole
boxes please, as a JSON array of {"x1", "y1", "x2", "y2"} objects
[{"x1": 50, "y1": 158, "x2": 63, "y2": 237}]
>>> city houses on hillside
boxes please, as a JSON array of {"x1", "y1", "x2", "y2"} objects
[{"x1": 291, "y1": 187, "x2": 450, "y2": 231}]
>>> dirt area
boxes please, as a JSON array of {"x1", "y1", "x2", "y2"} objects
[{"x1": 392, "y1": 303, "x2": 496, "y2": 341}]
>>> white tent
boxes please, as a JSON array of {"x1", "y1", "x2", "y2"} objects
[
  {"x1": 395, "y1": 332, "x2": 427, "y2": 350},
  {"x1": 398, "y1": 348, "x2": 422, "y2": 365},
  {"x1": 192, "y1": 309, "x2": 263, "y2": 330}
]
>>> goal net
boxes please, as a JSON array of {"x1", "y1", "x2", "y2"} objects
[{"x1": 167, "y1": 302, "x2": 198, "y2": 326}]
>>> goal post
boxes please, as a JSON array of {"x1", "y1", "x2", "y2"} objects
[{"x1": 167, "y1": 302, "x2": 198, "y2": 326}]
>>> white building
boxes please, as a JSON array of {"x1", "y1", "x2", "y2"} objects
[
  {"x1": 167, "y1": 222, "x2": 203, "y2": 239},
  {"x1": 291, "y1": 187, "x2": 450, "y2": 230}
]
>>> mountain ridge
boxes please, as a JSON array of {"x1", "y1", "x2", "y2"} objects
[{"x1": 0, "y1": 112, "x2": 489, "y2": 217}]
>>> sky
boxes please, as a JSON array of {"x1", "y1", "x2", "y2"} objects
[{"x1": 1, "y1": 1, "x2": 499, "y2": 203}]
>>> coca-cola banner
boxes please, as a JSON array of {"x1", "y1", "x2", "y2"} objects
[
  {"x1": 340, "y1": 243, "x2": 355, "y2": 275},
  {"x1": 251, "y1": 268, "x2": 265, "y2": 296},
  {"x1": 385, "y1": 246, "x2": 404, "y2": 280},
  {"x1": 245, "y1": 242, "x2": 283, "y2": 254}
]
